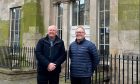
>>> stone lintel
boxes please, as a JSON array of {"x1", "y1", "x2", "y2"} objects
[{"x1": 52, "y1": 0, "x2": 71, "y2": 5}]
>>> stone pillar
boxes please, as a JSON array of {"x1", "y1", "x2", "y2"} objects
[
  {"x1": 89, "y1": 0, "x2": 98, "y2": 45},
  {"x1": 62, "y1": 1, "x2": 70, "y2": 49},
  {"x1": 110, "y1": 0, "x2": 119, "y2": 55},
  {"x1": 43, "y1": 0, "x2": 51, "y2": 34},
  {"x1": 110, "y1": 0, "x2": 119, "y2": 84},
  {"x1": 50, "y1": 0, "x2": 57, "y2": 25}
]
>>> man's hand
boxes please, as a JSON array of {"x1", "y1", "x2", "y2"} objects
[{"x1": 47, "y1": 63, "x2": 56, "y2": 72}]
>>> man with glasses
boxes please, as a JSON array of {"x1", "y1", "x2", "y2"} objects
[{"x1": 69, "y1": 26, "x2": 99, "y2": 84}]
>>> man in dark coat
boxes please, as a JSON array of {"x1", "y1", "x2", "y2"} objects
[
  {"x1": 69, "y1": 26, "x2": 99, "y2": 84},
  {"x1": 35, "y1": 25, "x2": 66, "y2": 84}
]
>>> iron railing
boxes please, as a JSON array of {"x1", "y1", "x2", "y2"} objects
[
  {"x1": 0, "y1": 46, "x2": 139, "y2": 83},
  {"x1": 0, "y1": 46, "x2": 36, "y2": 70},
  {"x1": 65, "y1": 54, "x2": 140, "y2": 84}
]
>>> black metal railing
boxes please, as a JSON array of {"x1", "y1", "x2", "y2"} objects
[
  {"x1": 0, "y1": 46, "x2": 36, "y2": 70},
  {"x1": 65, "y1": 54, "x2": 140, "y2": 84},
  {"x1": 0, "y1": 46, "x2": 139, "y2": 83}
]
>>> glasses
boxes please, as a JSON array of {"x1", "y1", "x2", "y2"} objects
[{"x1": 75, "y1": 32, "x2": 85, "y2": 34}]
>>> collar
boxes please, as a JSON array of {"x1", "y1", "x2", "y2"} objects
[
  {"x1": 48, "y1": 37, "x2": 55, "y2": 42},
  {"x1": 45, "y1": 34, "x2": 61, "y2": 45},
  {"x1": 75, "y1": 38, "x2": 85, "y2": 44}
]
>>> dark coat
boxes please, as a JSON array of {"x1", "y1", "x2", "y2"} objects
[
  {"x1": 69, "y1": 39, "x2": 99, "y2": 77},
  {"x1": 35, "y1": 35, "x2": 66, "y2": 75}
]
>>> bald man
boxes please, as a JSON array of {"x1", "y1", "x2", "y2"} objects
[{"x1": 35, "y1": 25, "x2": 66, "y2": 84}]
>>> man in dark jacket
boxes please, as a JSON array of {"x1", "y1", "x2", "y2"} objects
[
  {"x1": 69, "y1": 26, "x2": 99, "y2": 84},
  {"x1": 35, "y1": 25, "x2": 66, "y2": 84}
]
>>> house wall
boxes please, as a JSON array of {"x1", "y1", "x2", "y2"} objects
[
  {"x1": 0, "y1": 0, "x2": 139, "y2": 52},
  {"x1": 21, "y1": 0, "x2": 43, "y2": 47},
  {"x1": 0, "y1": 0, "x2": 44, "y2": 47},
  {"x1": 110, "y1": 0, "x2": 140, "y2": 55},
  {"x1": 0, "y1": 20, "x2": 9, "y2": 46},
  {"x1": 0, "y1": 0, "x2": 24, "y2": 46},
  {"x1": 110, "y1": 0, "x2": 140, "y2": 83},
  {"x1": 118, "y1": 0, "x2": 139, "y2": 55}
]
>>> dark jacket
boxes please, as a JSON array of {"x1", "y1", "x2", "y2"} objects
[
  {"x1": 35, "y1": 35, "x2": 66, "y2": 74},
  {"x1": 69, "y1": 39, "x2": 99, "y2": 77}
]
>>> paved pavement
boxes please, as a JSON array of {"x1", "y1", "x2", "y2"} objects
[
  {"x1": 0, "y1": 78, "x2": 36, "y2": 84},
  {"x1": 0, "y1": 77, "x2": 70, "y2": 84}
]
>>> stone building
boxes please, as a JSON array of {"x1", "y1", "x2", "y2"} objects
[
  {"x1": 0, "y1": 0, "x2": 139, "y2": 83},
  {"x1": 0, "y1": 0, "x2": 139, "y2": 55}
]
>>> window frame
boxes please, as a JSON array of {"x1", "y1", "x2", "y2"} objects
[
  {"x1": 71, "y1": 0, "x2": 90, "y2": 26},
  {"x1": 98, "y1": 0, "x2": 110, "y2": 55},
  {"x1": 9, "y1": 7, "x2": 21, "y2": 53},
  {"x1": 56, "y1": 3, "x2": 63, "y2": 39}
]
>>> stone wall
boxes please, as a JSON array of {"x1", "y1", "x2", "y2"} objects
[
  {"x1": 0, "y1": 0, "x2": 24, "y2": 46},
  {"x1": 110, "y1": 0, "x2": 140, "y2": 55},
  {"x1": 118, "y1": 0, "x2": 140, "y2": 55},
  {"x1": 0, "y1": 68, "x2": 36, "y2": 84}
]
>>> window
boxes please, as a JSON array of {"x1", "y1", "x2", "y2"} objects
[
  {"x1": 10, "y1": 7, "x2": 21, "y2": 53},
  {"x1": 98, "y1": 0, "x2": 110, "y2": 55},
  {"x1": 56, "y1": 3, "x2": 63, "y2": 39},
  {"x1": 72, "y1": 0, "x2": 90, "y2": 26}
]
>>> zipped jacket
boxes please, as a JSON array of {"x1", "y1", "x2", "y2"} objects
[
  {"x1": 35, "y1": 35, "x2": 66, "y2": 74},
  {"x1": 69, "y1": 39, "x2": 99, "y2": 77}
]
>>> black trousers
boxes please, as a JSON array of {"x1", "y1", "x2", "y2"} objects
[
  {"x1": 70, "y1": 76, "x2": 91, "y2": 84},
  {"x1": 37, "y1": 73, "x2": 59, "y2": 84}
]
